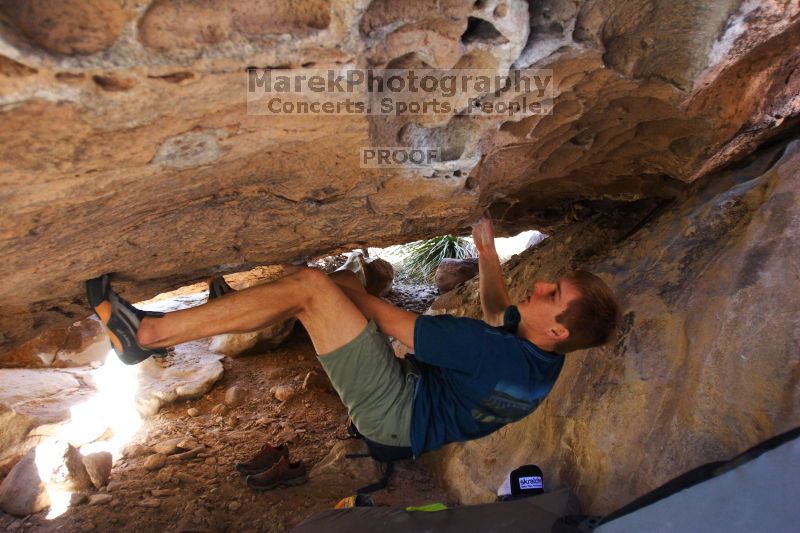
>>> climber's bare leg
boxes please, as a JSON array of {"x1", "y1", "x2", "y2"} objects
[
  {"x1": 136, "y1": 268, "x2": 368, "y2": 355},
  {"x1": 328, "y1": 269, "x2": 366, "y2": 293},
  {"x1": 281, "y1": 264, "x2": 366, "y2": 294}
]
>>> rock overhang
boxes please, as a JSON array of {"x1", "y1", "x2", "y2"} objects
[{"x1": 0, "y1": 0, "x2": 798, "y2": 355}]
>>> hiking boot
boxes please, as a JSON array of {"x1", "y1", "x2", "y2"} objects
[
  {"x1": 235, "y1": 442, "x2": 289, "y2": 477},
  {"x1": 207, "y1": 275, "x2": 234, "y2": 300},
  {"x1": 245, "y1": 457, "x2": 307, "y2": 491},
  {"x1": 85, "y1": 274, "x2": 168, "y2": 365}
]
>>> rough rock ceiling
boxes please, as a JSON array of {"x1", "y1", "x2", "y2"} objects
[{"x1": 0, "y1": 0, "x2": 798, "y2": 353}]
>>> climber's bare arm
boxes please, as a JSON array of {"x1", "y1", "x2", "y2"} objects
[
  {"x1": 337, "y1": 285, "x2": 418, "y2": 351},
  {"x1": 472, "y1": 212, "x2": 510, "y2": 326}
]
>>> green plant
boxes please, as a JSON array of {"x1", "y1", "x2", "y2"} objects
[{"x1": 399, "y1": 235, "x2": 477, "y2": 282}]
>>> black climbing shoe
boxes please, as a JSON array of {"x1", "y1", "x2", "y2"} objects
[
  {"x1": 85, "y1": 274, "x2": 167, "y2": 365},
  {"x1": 207, "y1": 275, "x2": 234, "y2": 300}
]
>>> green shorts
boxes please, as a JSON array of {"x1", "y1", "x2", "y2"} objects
[{"x1": 318, "y1": 321, "x2": 417, "y2": 447}]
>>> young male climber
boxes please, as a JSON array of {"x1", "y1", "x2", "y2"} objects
[{"x1": 87, "y1": 213, "x2": 619, "y2": 489}]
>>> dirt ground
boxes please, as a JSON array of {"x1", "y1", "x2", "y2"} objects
[{"x1": 0, "y1": 284, "x2": 450, "y2": 532}]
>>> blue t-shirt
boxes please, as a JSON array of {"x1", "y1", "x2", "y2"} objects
[{"x1": 408, "y1": 306, "x2": 564, "y2": 456}]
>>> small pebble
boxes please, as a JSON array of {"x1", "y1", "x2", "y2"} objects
[
  {"x1": 140, "y1": 498, "x2": 161, "y2": 508},
  {"x1": 271, "y1": 385, "x2": 295, "y2": 402},
  {"x1": 70, "y1": 492, "x2": 88, "y2": 507},
  {"x1": 228, "y1": 501, "x2": 241, "y2": 512},
  {"x1": 153, "y1": 437, "x2": 183, "y2": 455},
  {"x1": 88, "y1": 494, "x2": 112, "y2": 506},
  {"x1": 224, "y1": 386, "x2": 247, "y2": 407},
  {"x1": 187, "y1": 408, "x2": 200, "y2": 417},
  {"x1": 123, "y1": 443, "x2": 150, "y2": 458},
  {"x1": 144, "y1": 453, "x2": 167, "y2": 471}
]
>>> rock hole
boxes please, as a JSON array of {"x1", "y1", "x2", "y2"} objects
[
  {"x1": 246, "y1": 64, "x2": 292, "y2": 71},
  {"x1": 461, "y1": 17, "x2": 508, "y2": 45},
  {"x1": 493, "y1": 3, "x2": 508, "y2": 18},
  {"x1": 92, "y1": 74, "x2": 134, "y2": 92},
  {"x1": 454, "y1": 170, "x2": 463, "y2": 177},
  {"x1": 148, "y1": 71, "x2": 194, "y2": 83},
  {"x1": 570, "y1": 130, "x2": 594, "y2": 147},
  {"x1": 55, "y1": 72, "x2": 85, "y2": 82},
  {"x1": 474, "y1": 0, "x2": 487, "y2": 8},
  {"x1": 464, "y1": 176, "x2": 476, "y2": 190}
]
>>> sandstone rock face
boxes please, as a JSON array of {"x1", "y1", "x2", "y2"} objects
[
  {"x1": 435, "y1": 257, "x2": 479, "y2": 293},
  {"x1": 0, "y1": 1, "x2": 798, "y2": 354},
  {"x1": 4, "y1": 318, "x2": 110, "y2": 368},
  {"x1": 0, "y1": 368, "x2": 93, "y2": 474},
  {"x1": 427, "y1": 138, "x2": 800, "y2": 513}
]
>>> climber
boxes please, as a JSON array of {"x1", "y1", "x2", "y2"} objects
[{"x1": 86, "y1": 212, "x2": 619, "y2": 459}]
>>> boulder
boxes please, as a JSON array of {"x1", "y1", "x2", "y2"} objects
[
  {"x1": 0, "y1": 368, "x2": 92, "y2": 474},
  {"x1": 206, "y1": 272, "x2": 299, "y2": 356},
  {"x1": 0, "y1": 293, "x2": 224, "y2": 474},
  {"x1": 209, "y1": 318, "x2": 297, "y2": 356},
  {"x1": 0, "y1": 449, "x2": 50, "y2": 516},
  {"x1": 134, "y1": 341, "x2": 225, "y2": 417},
  {"x1": 435, "y1": 257, "x2": 479, "y2": 293},
  {"x1": 364, "y1": 257, "x2": 395, "y2": 297},
  {"x1": 59, "y1": 443, "x2": 93, "y2": 491},
  {"x1": 337, "y1": 252, "x2": 394, "y2": 297},
  {"x1": 82, "y1": 451, "x2": 112, "y2": 489},
  {"x1": 428, "y1": 139, "x2": 800, "y2": 513}
]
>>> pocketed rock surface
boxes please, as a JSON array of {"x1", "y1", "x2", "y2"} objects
[
  {"x1": 426, "y1": 137, "x2": 800, "y2": 514},
  {"x1": 1, "y1": 0, "x2": 799, "y2": 351},
  {"x1": 0, "y1": 330, "x2": 451, "y2": 532}
]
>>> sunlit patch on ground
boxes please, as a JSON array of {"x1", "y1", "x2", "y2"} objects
[{"x1": 34, "y1": 351, "x2": 143, "y2": 519}]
